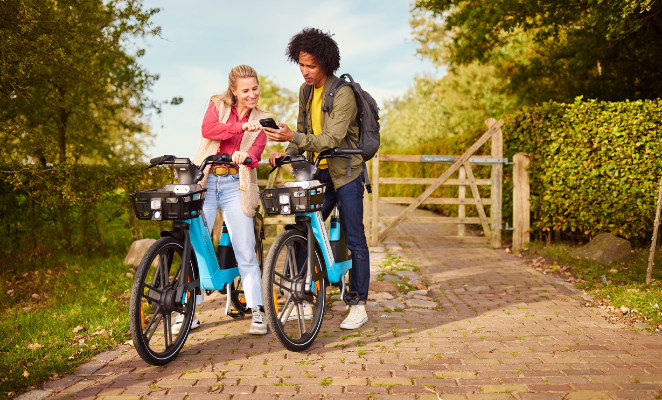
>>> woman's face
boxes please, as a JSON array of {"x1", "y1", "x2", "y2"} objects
[{"x1": 232, "y1": 77, "x2": 260, "y2": 109}]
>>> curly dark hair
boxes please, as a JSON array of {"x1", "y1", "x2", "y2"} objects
[{"x1": 286, "y1": 27, "x2": 340, "y2": 75}]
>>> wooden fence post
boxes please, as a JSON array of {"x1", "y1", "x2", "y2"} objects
[
  {"x1": 646, "y1": 175, "x2": 662, "y2": 284},
  {"x1": 458, "y1": 166, "x2": 466, "y2": 237},
  {"x1": 371, "y1": 153, "x2": 380, "y2": 247},
  {"x1": 488, "y1": 118, "x2": 503, "y2": 249},
  {"x1": 513, "y1": 153, "x2": 530, "y2": 250}
]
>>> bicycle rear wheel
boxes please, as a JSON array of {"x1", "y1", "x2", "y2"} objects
[
  {"x1": 262, "y1": 229, "x2": 326, "y2": 351},
  {"x1": 129, "y1": 237, "x2": 197, "y2": 365}
]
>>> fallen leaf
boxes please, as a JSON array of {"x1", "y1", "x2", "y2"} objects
[
  {"x1": 31, "y1": 294, "x2": 40, "y2": 300},
  {"x1": 27, "y1": 343, "x2": 43, "y2": 350},
  {"x1": 72, "y1": 326, "x2": 84, "y2": 334},
  {"x1": 100, "y1": 295, "x2": 107, "y2": 303},
  {"x1": 22, "y1": 370, "x2": 29, "y2": 378},
  {"x1": 6, "y1": 290, "x2": 13, "y2": 296}
]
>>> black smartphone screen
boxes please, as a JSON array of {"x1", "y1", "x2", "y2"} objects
[{"x1": 259, "y1": 118, "x2": 280, "y2": 129}]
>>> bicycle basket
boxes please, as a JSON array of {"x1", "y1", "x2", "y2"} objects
[
  {"x1": 260, "y1": 183, "x2": 326, "y2": 216},
  {"x1": 130, "y1": 187, "x2": 206, "y2": 221}
]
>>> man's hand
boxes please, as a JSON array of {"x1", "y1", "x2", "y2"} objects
[
  {"x1": 264, "y1": 122, "x2": 295, "y2": 142},
  {"x1": 232, "y1": 151, "x2": 250, "y2": 165},
  {"x1": 269, "y1": 152, "x2": 288, "y2": 167}
]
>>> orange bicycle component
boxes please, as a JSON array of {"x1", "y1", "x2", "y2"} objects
[
  {"x1": 273, "y1": 290, "x2": 279, "y2": 314},
  {"x1": 314, "y1": 266, "x2": 320, "y2": 291},
  {"x1": 140, "y1": 303, "x2": 145, "y2": 330}
]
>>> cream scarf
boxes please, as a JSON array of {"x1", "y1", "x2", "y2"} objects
[{"x1": 193, "y1": 101, "x2": 264, "y2": 217}]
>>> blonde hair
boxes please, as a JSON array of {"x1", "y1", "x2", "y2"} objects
[{"x1": 211, "y1": 65, "x2": 264, "y2": 112}]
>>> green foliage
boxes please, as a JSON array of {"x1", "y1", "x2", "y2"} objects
[
  {"x1": 0, "y1": 162, "x2": 172, "y2": 256},
  {"x1": 382, "y1": 65, "x2": 516, "y2": 149},
  {"x1": 1, "y1": 0, "x2": 170, "y2": 165},
  {"x1": 258, "y1": 75, "x2": 298, "y2": 128},
  {"x1": 505, "y1": 97, "x2": 662, "y2": 242},
  {"x1": 0, "y1": 225, "x2": 153, "y2": 398},
  {"x1": 413, "y1": 0, "x2": 662, "y2": 103},
  {"x1": 526, "y1": 243, "x2": 662, "y2": 329}
]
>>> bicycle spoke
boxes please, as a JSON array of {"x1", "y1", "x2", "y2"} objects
[
  {"x1": 164, "y1": 313, "x2": 171, "y2": 347},
  {"x1": 143, "y1": 283, "x2": 163, "y2": 295},
  {"x1": 274, "y1": 270, "x2": 293, "y2": 283},
  {"x1": 141, "y1": 292, "x2": 160, "y2": 304},
  {"x1": 144, "y1": 308, "x2": 163, "y2": 341},
  {"x1": 278, "y1": 293, "x2": 294, "y2": 322},
  {"x1": 272, "y1": 279, "x2": 293, "y2": 293},
  {"x1": 297, "y1": 302, "x2": 306, "y2": 333},
  {"x1": 296, "y1": 303, "x2": 304, "y2": 337}
]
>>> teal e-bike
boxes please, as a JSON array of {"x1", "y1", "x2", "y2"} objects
[
  {"x1": 127, "y1": 153, "x2": 262, "y2": 365},
  {"x1": 260, "y1": 147, "x2": 362, "y2": 351}
]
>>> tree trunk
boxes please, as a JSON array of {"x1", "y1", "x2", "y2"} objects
[{"x1": 55, "y1": 105, "x2": 71, "y2": 164}]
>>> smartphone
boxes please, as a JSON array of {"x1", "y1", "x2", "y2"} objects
[{"x1": 259, "y1": 118, "x2": 280, "y2": 129}]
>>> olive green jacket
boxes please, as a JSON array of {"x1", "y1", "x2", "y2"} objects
[{"x1": 285, "y1": 75, "x2": 362, "y2": 189}]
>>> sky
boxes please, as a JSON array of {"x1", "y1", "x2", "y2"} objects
[{"x1": 139, "y1": 0, "x2": 442, "y2": 159}]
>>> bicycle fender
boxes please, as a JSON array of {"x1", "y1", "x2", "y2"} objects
[
  {"x1": 160, "y1": 229, "x2": 185, "y2": 241},
  {"x1": 284, "y1": 223, "x2": 306, "y2": 233}
]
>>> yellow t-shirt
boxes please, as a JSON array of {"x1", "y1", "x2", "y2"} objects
[{"x1": 311, "y1": 85, "x2": 327, "y2": 169}]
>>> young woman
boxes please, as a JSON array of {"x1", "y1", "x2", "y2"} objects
[{"x1": 174, "y1": 65, "x2": 268, "y2": 335}]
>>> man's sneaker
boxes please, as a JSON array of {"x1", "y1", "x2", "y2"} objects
[
  {"x1": 280, "y1": 302, "x2": 313, "y2": 323},
  {"x1": 249, "y1": 306, "x2": 268, "y2": 335},
  {"x1": 171, "y1": 314, "x2": 200, "y2": 335},
  {"x1": 340, "y1": 304, "x2": 368, "y2": 330}
]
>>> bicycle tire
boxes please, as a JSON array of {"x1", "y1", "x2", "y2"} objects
[
  {"x1": 129, "y1": 236, "x2": 197, "y2": 365},
  {"x1": 262, "y1": 229, "x2": 327, "y2": 351}
]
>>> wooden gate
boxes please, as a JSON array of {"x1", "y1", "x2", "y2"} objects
[{"x1": 370, "y1": 119, "x2": 505, "y2": 248}]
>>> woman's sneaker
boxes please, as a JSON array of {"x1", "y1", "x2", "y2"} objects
[
  {"x1": 250, "y1": 306, "x2": 268, "y2": 335},
  {"x1": 171, "y1": 314, "x2": 200, "y2": 335},
  {"x1": 280, "y1": 302, "x2": 313, "y2": 323},
  {"x1": 340, "y1": 304, "x2": 368, "y2": 330}
]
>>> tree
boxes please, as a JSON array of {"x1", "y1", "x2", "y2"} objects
[
  {"x1": 412, "y1": 0, "x2": 662, "y2": 103},
  {"x1": 381, "y1": 63, "x2": 516, "y2": 150},
  {"x1": 0, "y1": 0, "x2": 174, "y2": 166},
  {"x1": 258, "y1": 75, "x2": 297, "y2": 128}
]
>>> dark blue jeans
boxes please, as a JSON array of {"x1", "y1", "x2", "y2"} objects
[{"x1": 317, "y1": 169, "x2": 370, "y2": 301}]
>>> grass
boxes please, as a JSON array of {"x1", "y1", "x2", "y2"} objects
[
  {"x1": 524, "y1": 242, "x2": 662, "y2": 328},
  {"x1": 0, "y1": 217, "x2": 162, "y2": 399}
]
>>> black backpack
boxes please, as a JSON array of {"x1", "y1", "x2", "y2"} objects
[{"x1": 303, "y1": 73, "x2": 380, "y2": 192}]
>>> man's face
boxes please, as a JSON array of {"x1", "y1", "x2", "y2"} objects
[{"x1": 299, "y1": 51, "x2": 327, "y2": 88}]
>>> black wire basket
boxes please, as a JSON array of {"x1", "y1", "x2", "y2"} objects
[
  {"x1": 260, "y1": 183, "x2": 326, "y2": 216},
  {"x1": 130, "y1": 188, "x2": 206, "y2": 221}
]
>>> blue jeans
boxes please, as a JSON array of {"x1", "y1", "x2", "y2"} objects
[
  {"x1": 317, "y1": 169, "x2": 370, "y2": 301},
  {"x1": 202, "y1": 174, "x2": 263, "y2": 308}
]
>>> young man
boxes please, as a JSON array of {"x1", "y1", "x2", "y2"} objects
[{"x1": 263, "y1": 27, "x2": 370, "y2": 330}]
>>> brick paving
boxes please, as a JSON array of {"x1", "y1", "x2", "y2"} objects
[{"x1": 32, "y1": 205, "x2": 662, "y2": 400}]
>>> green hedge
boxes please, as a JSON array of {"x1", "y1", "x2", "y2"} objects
[
  {"x1": 0, "y1": 164, "x2": 173, "y2": 257},
  {"x1": 504, "y1": 97, "x2": 662, "y2": 243}
]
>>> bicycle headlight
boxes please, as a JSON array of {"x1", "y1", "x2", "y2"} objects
[
  {"x1": 151, "y1": 199, "x2": 162, "y2": 210},
  {"x1": 279, "y1": 194, "x2": 290, "y2": 205}
]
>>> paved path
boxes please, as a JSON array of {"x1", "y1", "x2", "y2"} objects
[{"x1": 32, "y1": 205, "x2": 662, "y2": 400}]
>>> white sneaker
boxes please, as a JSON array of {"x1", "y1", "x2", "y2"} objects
[
  {"x1": 171, "y1": 314, "x2": 200, "y2": 335},
  {"x1": 340, "y1": 304, "x2": 368, "y2": 330},
  {"x1": 249, "y1": 307, "x2": 268, "y2": 335},
  {"x1": 280, "y1": 303, "x2": 313, "y2": 323}
]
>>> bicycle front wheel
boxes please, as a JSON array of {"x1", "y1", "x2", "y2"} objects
[
  {"x1": 262, "y1": 229, "x2": 327, "y2": 351},
  {"x1": 129, "y1": 236, "x2": 197, "y2": 365}
]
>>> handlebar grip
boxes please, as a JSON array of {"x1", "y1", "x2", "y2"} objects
[
  {"x1": 334, "y1": 148, "x2": 363, "y2": 155},
  {"x1": 149, "y1": 156, "x2": 163, "y2": 165},
  {"x1": 243, "y1": 157, "x2": 252, "y2": 165}
]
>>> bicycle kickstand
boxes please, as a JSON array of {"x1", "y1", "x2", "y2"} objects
[{"x1": 224, "y1": 282, "x2": 245, "y2": 319}]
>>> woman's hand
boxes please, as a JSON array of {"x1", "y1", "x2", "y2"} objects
[
  {"x1": 264, "y1": 122, "x2": 294, "y2": 142},
  {"x1": 232, "y1": 151, "x2": 250, "y2": 165},
  {"x1": 242, "y1": 120, "x2": 262, "y2": 132},
  {"x1": 269, "y1": 152, "x2": 288, "y2": 167}
]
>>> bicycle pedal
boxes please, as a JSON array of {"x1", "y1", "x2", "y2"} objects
[
  {"x1": 343, "y1": 290, "x2": 360, "y2": 306},
  {"x1": 227, "y1": 309, "x2": 245, "y2": 319}
]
